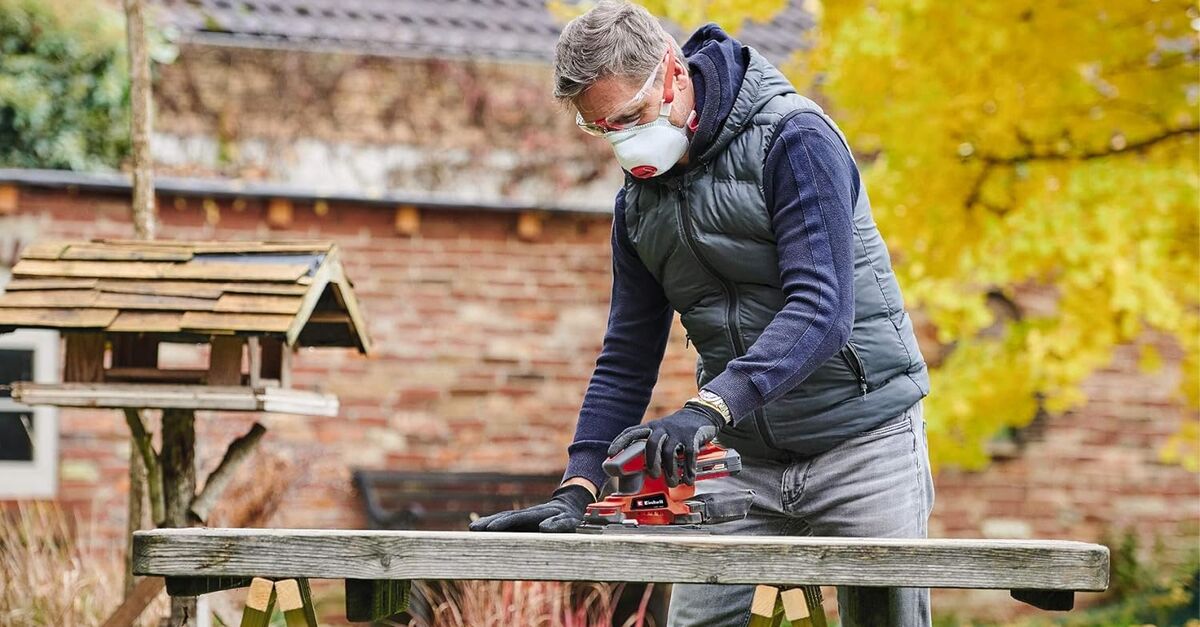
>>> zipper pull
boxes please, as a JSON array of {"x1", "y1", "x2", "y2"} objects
[
  {"x1": 858, "y1": 378, "x2": 868, "y2": 396},
  {"x1": 684, "y1": 334, "x2": 692, "y2": 349}
]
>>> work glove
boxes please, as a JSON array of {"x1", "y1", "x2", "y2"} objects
[
  {"x1": 468, "y1": 484, "x2": 595, "y2": 533},
  {"x1": 608, "y1": 403, "x2": 724, "y2": 488}
]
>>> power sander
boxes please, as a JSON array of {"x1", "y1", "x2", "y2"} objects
[{"x1": 577, "y1": 439, "x2": 755, "y2": 534}]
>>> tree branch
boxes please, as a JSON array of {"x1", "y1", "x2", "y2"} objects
[
  {"x1": 123, "y1": 0, "x2": 156, "y2": 239},
  {"x1": 122, "y1": 408, "x2": 163, "y2": 525},
  {"x1": 979, "y1": 125, "x2": 1198, "y2": 165},
  {"x1": 188, "y1": 422, "x2": 268, "y2": 525}
]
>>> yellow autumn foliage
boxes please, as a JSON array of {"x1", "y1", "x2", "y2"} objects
[
  {"x1": 789, "y1": 0, "x2": 1199, "y2": 469},
  {"x1": 548, "y1": 1, "x2": 1200, "y2": 471}
]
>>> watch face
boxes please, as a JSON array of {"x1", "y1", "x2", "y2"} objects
[{"x1": 699, "y1": 390, "x2": 719, "y2": 402}]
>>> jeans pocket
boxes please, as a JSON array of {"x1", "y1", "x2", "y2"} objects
[{"x1": 852, "y1": 411, "x2": 911, "y2": 443}]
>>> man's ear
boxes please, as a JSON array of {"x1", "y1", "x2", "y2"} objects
[{"x1": 673, "y1": 56, "x2": 689, "y2": 90}]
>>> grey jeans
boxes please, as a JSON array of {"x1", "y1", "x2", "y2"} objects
[{"x1": 667, "y1": 401, "x2": 935, "y2": 627}]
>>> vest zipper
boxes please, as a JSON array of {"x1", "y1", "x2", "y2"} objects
[
  {"x1": 843, "y1": 343, "x2": 868, "y2": 396},
  {"x1": 674, "y1": 187, "x2": 766, "y2": 426}
]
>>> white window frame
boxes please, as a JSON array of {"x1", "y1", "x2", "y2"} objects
[{"x1": 0, "y1": 329, "x2": 60, "y2": 498}]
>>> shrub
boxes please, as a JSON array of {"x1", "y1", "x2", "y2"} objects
[{"x1": 0, "y1": 0, "x2": 129, "y2": 170}]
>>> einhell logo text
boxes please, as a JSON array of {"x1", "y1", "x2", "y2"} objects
[{"x1": 631, "y1": 494, "x2": 667, "y2": 510}]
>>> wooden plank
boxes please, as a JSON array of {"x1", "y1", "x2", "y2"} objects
[
  {"x1": 248, "y1": 337, "x2": 263, "y2": 387},
  {"x1": 99, "y1": 576, "x2": 165, "y2": 627},
  {"x1": 94, "y1": 291, "x2": 219, "y2": 311},
  {"x1": 96, "y1": 239, "x2": 333, "y2": 254},
  {"x1": 208, "y1": 335, "x2": 245, "y2": 386},
  {"x1": 0, "y1": 290, "x2": 100, "y2": 307},
  {"x1": 747, "y1": 585, "x2": 780, "y2": 627},
  {"x1": 779, "y1": 588, "x2": 808, "y2": 621},
  {"x1": 181, "y1": 312, "x2": 293, "y2": 333},
  {"x1": 279, "y1": 343, "x2": 291, "y2": 389},
  {"x1": 12, "y1": 259, "x2": 311, "y2": 282},
  {"x1": 285, "y1": 254, "x2": 335, "y2": 347},
  {"x1": 240, "y1": 577, "x2": 277, "y2": 627},
  {"x1": 15, "y1": 241, "x2": 71, "y2": 260},
  {"x1": 219, "y1": 284, "x2": 311, "y2": 296},
  {"x1": 330, "y1": 266, "x2": 371, "y2": 354},
  {"x1": 97, "y1": 280, "x2": 308, "y2": 299},
  {"x1": 99, "y1": 280, "x2": 225, "y2": 299},
  {"x1": 345, "y1": 580, "x2": 410, "y2": 622},
  {"x1": 215, "y1": 293, "x2": 304, "y2": 315},
  {"x1": 107, "y1": 312, "x2": 185, "y2": 333},
  {"x1": 3, "y1": 278, "x2": 96, "y2": 291},
  {"x1": 259, "y1": 386, "x2": 335, "y2": 416},
  {"x1": 60, "y1": 244, "x2": 193, "y2": 262},
  {"x1": 130, "y1": 529, "x2": 1111, "y2": 591},
  {"x1": 0, "y1": 308, "x2": 118, "y2": 328},
  {"x1": 63, "y1": 332, "x2": 106, "y2": 383},
  {"x1": 12, "y1": 382, "x2": 339, "y2": 416},
  {"x1": 780, "y1": 586, "x2": 826, "y2": 627}
]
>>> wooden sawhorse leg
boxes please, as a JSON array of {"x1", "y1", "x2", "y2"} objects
[
  {"x1": 240, "y1": 577, "x2": 319, "y2": 627},
  {"x1": 747, "y1": 585, "x2": 828, "y2": 627}
]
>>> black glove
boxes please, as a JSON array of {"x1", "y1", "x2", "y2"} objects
[
  {"x1": 468, "y1": 484, "x2": 595, "y2": 533},
  {"x1": 607, "y1": 403, "x2": 724, "y2": 487}
]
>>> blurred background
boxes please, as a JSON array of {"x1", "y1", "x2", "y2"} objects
[{"x1": 0, "y1": 0, "x2": 1196, "y2": 625}]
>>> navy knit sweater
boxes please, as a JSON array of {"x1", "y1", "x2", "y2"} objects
[{"x1": 563, "y1": 25, "x2": 860, "y2": 490}]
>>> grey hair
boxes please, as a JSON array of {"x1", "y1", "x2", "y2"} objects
[{"x1": 553, "y1": 1, "x2": 684, "y2": 103}]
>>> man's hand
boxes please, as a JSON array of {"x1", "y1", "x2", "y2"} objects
[
  {"x1": 607, "y1": 403, "x2": 724, "y2": 487},
  {"x1": 468, "y1": 484, "x2": 595, "y2": 533}
]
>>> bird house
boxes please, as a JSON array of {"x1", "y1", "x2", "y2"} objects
[{"x1": 0, "y1": 240, "x2": 370, "y2": 416}]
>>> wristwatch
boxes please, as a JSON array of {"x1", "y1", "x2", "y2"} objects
[{"x1": 689, "y1": 388, "x2": 733, "y2": 425}]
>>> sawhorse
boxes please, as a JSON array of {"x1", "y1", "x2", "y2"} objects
[{"x1": 238, "y1": 577, "x2": 319, "y2": 627}]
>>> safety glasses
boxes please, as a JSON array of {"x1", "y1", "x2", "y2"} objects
[{"x1": 575, "y1": 46, "x2": 676, "y2": 137}]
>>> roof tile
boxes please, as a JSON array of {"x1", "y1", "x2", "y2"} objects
[{"x1": 154, "y1": 0, "x2": 812, "y2": 64}]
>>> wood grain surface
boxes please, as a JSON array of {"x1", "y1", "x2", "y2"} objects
[{"x1": 133, "y1": 528, "x2": 1109, "y2": 591}]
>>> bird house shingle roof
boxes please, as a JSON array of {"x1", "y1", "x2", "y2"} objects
[{"x1": 0, "y1": 240, "x2": 370, "y2": 353}]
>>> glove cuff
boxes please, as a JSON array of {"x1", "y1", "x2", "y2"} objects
[
  {"x1": 551, "y1": 483, "x2": 597, "y2": 511},
  {"x1": 682, "y1": 400, "x2": 726, "y2": 429}
]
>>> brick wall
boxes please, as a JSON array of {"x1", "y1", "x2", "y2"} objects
[{"x1": 1, "y1": 186, "x2": 1197, "y2": 619}]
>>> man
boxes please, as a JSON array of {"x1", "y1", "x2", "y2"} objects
[{"x1": 470, "y1": 2, "x2": 934, "y2": 624}]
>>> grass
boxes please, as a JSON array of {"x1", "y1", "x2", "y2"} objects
[{"x1": 0, "y1": 500, "x2": 169, "y2": 627}]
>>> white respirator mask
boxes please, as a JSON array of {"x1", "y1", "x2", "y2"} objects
[{"x1": 576, "y1": 45, "x2": 693, "y2": 179}]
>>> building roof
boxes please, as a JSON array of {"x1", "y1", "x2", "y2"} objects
[
  {"x1": 154, "y1": 0, "x2": 812, "y2": 64},
  {"x1": 0, "y1": 240, "x2": 370, "y2": 353},
  {"x1": 0, "y1": 168, "x2": 611, "y2": 216}
]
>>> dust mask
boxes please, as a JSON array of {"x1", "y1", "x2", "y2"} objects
[{"x1": 603, "y1": 101, "x2": 691, "y2": 179}]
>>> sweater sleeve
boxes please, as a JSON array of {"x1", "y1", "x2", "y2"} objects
[
  {"x1": 703, "y1": 112, "x2": 858, "y2": 423},
  {"x1": 563, "y1": 188, "x2": 674, "y2": 490}
]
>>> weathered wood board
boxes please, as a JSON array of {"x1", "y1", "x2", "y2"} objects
[
  {"x1": 13, "y1": 383, "x2": 339, "y2": 416},
  {"x1": 132, "y1": 528, "x2": 1110, "y2": 592}
]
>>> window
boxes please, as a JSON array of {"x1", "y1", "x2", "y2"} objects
[{"x1": 0, "y1": 325, "x2": 59, "y2": 497}]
